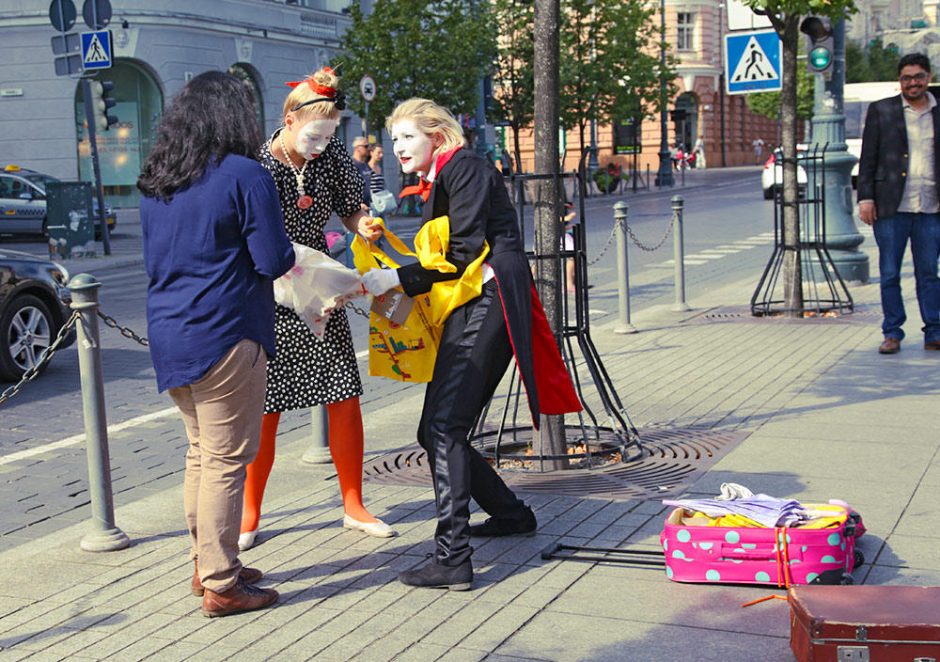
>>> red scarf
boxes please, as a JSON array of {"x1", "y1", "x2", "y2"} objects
[{"x1": 398, "y1": 148, "x2": 460, "y2": 202}]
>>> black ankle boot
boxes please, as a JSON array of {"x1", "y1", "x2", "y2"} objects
[
  {"x1": 398, "y1": 559, "x2": 473, "y2": 591},
  {"x1": 469, "y1": 506, "x2": 537, "y2": 537}
]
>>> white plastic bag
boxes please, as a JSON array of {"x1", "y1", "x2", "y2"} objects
[{"x1": 274, "y1": 243, "x2": 365, "y2": 338}]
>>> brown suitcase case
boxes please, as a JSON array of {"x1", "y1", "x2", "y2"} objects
[{"x1": 789, "y1": 585, "x2": 940, "y2": 661}]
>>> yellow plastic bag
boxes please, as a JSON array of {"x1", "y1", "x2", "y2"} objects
[
  {"x1": 351, "y1": 221, "x2": 439, "y2": 383},
  {"x1": 412, "y1": 217, "x2": 489, "y2": 327},
  {"x1": 351, "y1": 217, "x2": 489, "y2": 382}
]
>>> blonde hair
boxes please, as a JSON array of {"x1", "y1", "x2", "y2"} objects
[
  {"x1": 282, "y1": 67, "x2": 342, "y2": 122},
  {"x1": 386, "y1": 98, "x2": 466, "y2": 155}
]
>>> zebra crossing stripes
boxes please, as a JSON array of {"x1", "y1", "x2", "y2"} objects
[{"x1": 649, "y1": 232, "x2": 775, "y2": 268}]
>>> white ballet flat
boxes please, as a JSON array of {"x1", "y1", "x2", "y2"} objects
[
  {"x1": 343, "y1": 514, "x2": 397, "y2": 538},
  {"x1": 238, "y1": 529, "x2": 258, "y2": 551}
]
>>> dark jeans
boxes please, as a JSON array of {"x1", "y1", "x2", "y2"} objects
[
  {"x1": 416, "y1": 280, "x2": 527, "y2": 567},
  {"x1": 873, "y1": 211, "x2": 940, "y2": 342}
]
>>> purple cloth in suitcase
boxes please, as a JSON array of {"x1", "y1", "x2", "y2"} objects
[{"x1": 662, "y1": 494, "x2": 808, "y2": 528}]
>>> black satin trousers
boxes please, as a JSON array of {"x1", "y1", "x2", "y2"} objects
[{"x1": 417, "y1": 280, "x2": 527, "y2": 567}]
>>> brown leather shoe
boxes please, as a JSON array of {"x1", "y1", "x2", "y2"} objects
[
  {"x1": 191, "y1": 561, "x2": 264, "y2": 597},
  {"x1": 925, "y1": 340, "x2": 940, "y2": 351},
  {"x1": 201, "y1": 579, "x2": 278, "y2": 618},
  {"x1": 878, "y1": 337, "x2": 901, "y2": 354}
]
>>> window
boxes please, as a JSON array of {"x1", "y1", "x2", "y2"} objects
[{"x1": 677, "y1": 12, "x2": 695, "y2": 51}]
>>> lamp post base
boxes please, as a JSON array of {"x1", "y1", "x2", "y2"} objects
[
  {"x1": 655, "y1": 149, "x2": 674, "y2": 187},
  {"x1": 81, "y1": 527, "x2": 130, "y2": 552}
]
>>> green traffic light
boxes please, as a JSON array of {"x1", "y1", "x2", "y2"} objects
[{"x1": 809, "y1": 46, "x2": 831, "y2": 70}]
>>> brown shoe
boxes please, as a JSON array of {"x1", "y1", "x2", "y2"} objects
[
  {"x1": 191, "y1": 561, "x2": 264, "y2": 597},
  {"x1": 201, "y1": 578, "x2": 278, "y2": 618},
  {"x1": 925, "y1": 340, "x2": 940, "y2": 351},
  {"x1": 878, "y1": 337, "x2": 901, "y2": 354}
]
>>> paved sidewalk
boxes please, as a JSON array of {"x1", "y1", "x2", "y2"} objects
[{"x1": 2, "y1": 224, "x2": 939, "y2": 661}]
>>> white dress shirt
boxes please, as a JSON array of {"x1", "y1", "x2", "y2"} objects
[{"x1": 898, "y1": 91, "x2": 939, "y2": 214}]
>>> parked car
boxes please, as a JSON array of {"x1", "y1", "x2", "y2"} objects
[
  {"x1": 761, "y1": 147, "x2": 808, "y2": 200},
  {"x1": 0, "y1": 248, "x2": 74, "y2": 382},
  {"x1": 0, "y1": 164, "x2": 116, "y2": 239}
]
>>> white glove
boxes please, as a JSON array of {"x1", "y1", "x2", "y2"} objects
[{"x1": 361, "y1": 268, "x2": 401, "y2": 296}]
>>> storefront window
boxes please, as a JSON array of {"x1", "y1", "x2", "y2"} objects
[{"x1": 74, "y1": 60, "x2": 163, "y2": 208}]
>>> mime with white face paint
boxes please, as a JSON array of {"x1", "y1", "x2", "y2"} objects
[
  {"x1": 238, "y1": 67, "x2": 397, "y2": 553},
  {"x1": 362, "y1": 98, "x2": 582, "y2": 591}
]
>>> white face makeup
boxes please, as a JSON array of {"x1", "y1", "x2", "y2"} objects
[
  {"x1": 291, "y1": 118, "x2": 339, "y2": 160},
  {"x1": 391, "y1": 119, "x2": 435, "y2": 175}
]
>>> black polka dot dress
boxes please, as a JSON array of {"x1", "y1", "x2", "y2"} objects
[{"x1": 258, "y1": 131, "x2": 365, "y2": 413}]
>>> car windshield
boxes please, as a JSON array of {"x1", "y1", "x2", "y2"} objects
[
  {"x1": 844, "y1": 101, "x2": 869, "y2": 140},
  {"x1": 21, "y1": 172, "x2": 60, "y2": 192}
]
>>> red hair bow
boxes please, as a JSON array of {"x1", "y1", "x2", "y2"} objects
[{"x1": 285, "y1": 78, "x2": 336, "y2": 97}]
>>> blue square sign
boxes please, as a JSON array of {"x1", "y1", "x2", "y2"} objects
[
  {"x1": 725, "y1": 30, "x2": 781, "y2": 95},
  {"x1": 81, "y1": 30, "x2": 112, "y2": 70}
]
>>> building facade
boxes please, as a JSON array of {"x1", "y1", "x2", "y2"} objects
[
  {"x1": 507, "y1": 0, "x2": 783, "y2": 176},
  {"x1": 0, "y1": 0, "x2": 364, "y2": 207},
  {"x1": 848, "y1": 0, "x2": 925, "y2": 41}
]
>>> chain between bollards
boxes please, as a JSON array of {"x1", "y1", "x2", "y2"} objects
[
  {"x1": 69, "y1": 274, "x2": 130, "y2": 552},
  {"x1": 613, "y1": 202, "x2": 637, "y2": 334},
  {"x1": 672, "y1": 195, "x2": 691, "y2": 312}
]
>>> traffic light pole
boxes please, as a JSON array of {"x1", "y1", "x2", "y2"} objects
[
  {"x1": 80, "y1": 77, "x2": 112, "y2": 256},
  {"x1": 807, "y1": 19, "x2": 867, "y2": 282}
]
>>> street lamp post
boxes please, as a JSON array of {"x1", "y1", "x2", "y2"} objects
[
  {"x1": 655, "y1": 0, "x2": 674, "y2": 187},
  {"x1": 807, "y1": 19, "x2": 869, "y2": 282},
  {"x1": 588, "y1": 3, "x2": 599, "y2": 177},
  {"x1": 718, "y1": 1, "x2": 727, "y2": 167},
  {"x1": 589, "y1": 117, "x2": 599, "y2": 172}
]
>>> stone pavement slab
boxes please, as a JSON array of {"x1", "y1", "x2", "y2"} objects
[{"x1": 2, "y1": 226, "x2": 940, "y2": 660}]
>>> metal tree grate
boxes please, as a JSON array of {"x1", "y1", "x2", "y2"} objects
[
  {"x1": 689, "y1": 304, "x2": 880, "y2": 325},
  {"x1": 480, "y1": 155, "x2": 642, "y2": 473},
  {"x1": 751, "y1": 145, "x2": 854, "y2": 317},
  {"x1": 363, "y1": 427, "x2": 749, "y2": 500}
]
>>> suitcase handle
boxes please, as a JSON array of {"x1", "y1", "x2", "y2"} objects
[
  {"x1": 719, "y1": 544, "x2": 777, "y2": 561},
  {"x1": 719, "y1": 541, "x2": 803, "y2": 562}
]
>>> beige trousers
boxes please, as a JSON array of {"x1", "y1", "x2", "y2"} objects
[{"x1": 169, "y1": 339, "x2": 267, "y2": 593}]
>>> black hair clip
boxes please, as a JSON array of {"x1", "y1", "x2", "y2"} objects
[
  {"x1": 291, "y1": 92, "x2": 347, "y2": 113},
  {"x1": 333, "y1": 89, "x2": 347, "y2": 110}
]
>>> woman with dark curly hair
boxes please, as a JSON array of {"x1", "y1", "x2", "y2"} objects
[{"x1": 138, "y1": 71, "x2": 295, "y2": 618}]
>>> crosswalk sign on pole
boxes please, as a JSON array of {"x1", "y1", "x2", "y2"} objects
[
  {"x1": 725, "y1": 29, "x2": 781, "y2": 95},
  {"x1": 81, "y1": 30, "x2": 112, "y2": 70}
]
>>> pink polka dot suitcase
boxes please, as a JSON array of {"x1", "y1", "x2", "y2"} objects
[{"x1": 660, "y1": 505, "x2": 863, "y2": 586}]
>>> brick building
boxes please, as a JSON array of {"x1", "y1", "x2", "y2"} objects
[{"x1": 505, "y1": 0, "x2": 781, "y2": 175}]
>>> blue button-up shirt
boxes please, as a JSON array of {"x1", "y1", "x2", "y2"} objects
[{"x1": 141, "y1": 154, "x2": 295, "y2": 392}]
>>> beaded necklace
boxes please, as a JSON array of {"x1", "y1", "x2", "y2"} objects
[{"x1": 278, "y1": 129, "x2": 314, "y2": 210}]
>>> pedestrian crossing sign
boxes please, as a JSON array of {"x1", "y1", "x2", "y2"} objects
[
  {"x1": 725, "y1": 29, "x2": 781, "y2": 95},
  {"x1": 81, "y1": 30, "x2": 112, "y2": 70}
]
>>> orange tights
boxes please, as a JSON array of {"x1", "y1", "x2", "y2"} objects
[{"x1": 240, "y1": 396, "x2": 376, "y2": 534}]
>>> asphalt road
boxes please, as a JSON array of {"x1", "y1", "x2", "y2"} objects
[{"x1": 0, "y1": 165, "x2": 783, "y2": 547}]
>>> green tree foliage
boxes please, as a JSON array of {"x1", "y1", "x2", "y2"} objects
[
  {"x1": 336, "y1": 0, "x2": 496, "y2": 136},
  {"x1": 558, "y1": 0, "x2": 667, "y2": 157},
  {"x1": 745, "y1": 65, "x2": 815, "y2": 121},
  {"x1": 846, "y1": 38, "x2": 900, "y2": 83},
  {"x1": 489, "y1": 0, "x2": 534, "y2": 171}
]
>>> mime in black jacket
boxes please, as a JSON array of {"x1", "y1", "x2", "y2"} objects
[{"x1": 363, "y1": 101, "x2": 580, "y2": 590}]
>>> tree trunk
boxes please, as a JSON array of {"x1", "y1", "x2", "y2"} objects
[
  {"x1": 781, "y1": 16, "x2": 803, "y2": 317},
  {"x1": 533, "y1": 0, "x2": 568, "y2": 468}
]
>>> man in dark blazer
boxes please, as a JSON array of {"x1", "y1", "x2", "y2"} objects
[{"x1": 858, "y1": 52, "x2": 940, "y2": 354}]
